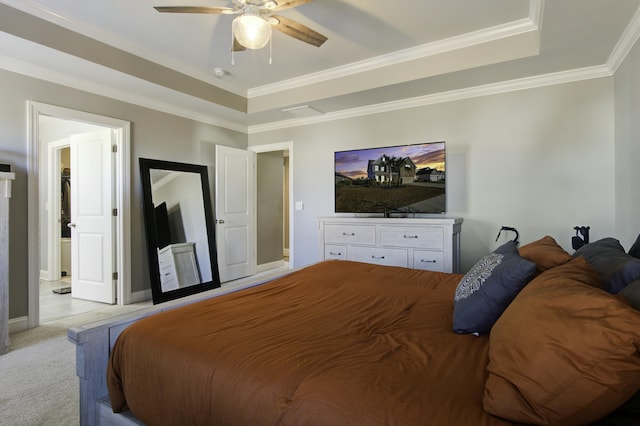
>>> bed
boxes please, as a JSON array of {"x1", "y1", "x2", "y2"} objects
[{"x1": 71, "y1": 236, "x2": 640, "y2": 425}]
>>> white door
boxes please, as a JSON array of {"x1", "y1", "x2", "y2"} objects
[
  {"x1": 70, "y1": 129, "x2": 116, "y2": 303},
  {"x1": 215, "y1": 145, "x2": 256, "y2": 282}
]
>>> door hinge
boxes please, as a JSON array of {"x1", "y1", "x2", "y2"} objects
[
  {"x1": 113, "y1": 272, "x2": 118, "y2": 281},
  {"x1": 112, "y1": 208, "x2": 118, "y2": 217},
  {"x1": 112, "y1": 145, "x2": 118, "y2": 153}
]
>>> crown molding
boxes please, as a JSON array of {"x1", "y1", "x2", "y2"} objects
[
  {"x1": 2, "y1": 0, "x2": 632, "y2": 137},
  {"x1": 530, "y1": 0, "x2": 545, "y2": 29},
  {"x1": 607, "y1": 3, "x2": 640, "y2": 73},
  {"x1": 0, "y1": 53, "x2": 248, "y2": 134},
  {"x1": 0, "y1": 45, "x2": 614, "y2": 137},
  {"x1": 248, "y1": 65, "x2": 612, "y2": 134},
  {"x1": 249, "y1": 16, "x2": 540, "y2": 98}
]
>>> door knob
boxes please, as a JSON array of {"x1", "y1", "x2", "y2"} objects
[{"x1": 67, "y1": 223, "x2": 76, "y2": 228}]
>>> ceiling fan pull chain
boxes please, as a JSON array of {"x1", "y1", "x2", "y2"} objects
[{"x1": 269, "y1": 35, "x2": 272, "y2": 65}]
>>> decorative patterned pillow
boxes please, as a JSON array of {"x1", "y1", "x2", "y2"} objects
[
  {"x1": 573, "y1": 237, "x2": 640, "y2": 293},
  {"x1": 484, "y1": 257, "x2": 640, "y2": 425},
  {"x1": 519, "y1": 235, "x2": 573, "y2": 274},
  {"x1": 452, "y1": 240, "x2": 536, "y2": 335}
]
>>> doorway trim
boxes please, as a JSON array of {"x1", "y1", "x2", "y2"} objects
[
  {"x1": 46, "y1": 139, "x2": 70, "y2": 283},
  {"x1": 249, "y1": 141, "x2": 294, "y2": 268},
  {"x1": 27, "y1": 101, "x2": 132, "y2": 329}
]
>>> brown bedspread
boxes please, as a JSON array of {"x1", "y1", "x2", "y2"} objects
[{"x1": 108, "y1": 260, "x2": 513, "y2": 425}]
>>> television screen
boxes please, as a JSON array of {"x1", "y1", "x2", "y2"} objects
[{"x1": 334, "y1": 141, "x2": 446, "y2": 215}]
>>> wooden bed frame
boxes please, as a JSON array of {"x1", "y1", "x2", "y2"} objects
[{"x1": 68, "y1": 269, "x2": 295, "y2": 426}]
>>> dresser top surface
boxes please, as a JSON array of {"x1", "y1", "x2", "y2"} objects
[{"x1": 318, "y1": 217, "x2": 462, "y2": 225}]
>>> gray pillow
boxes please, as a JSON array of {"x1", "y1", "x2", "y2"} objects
[
  {"x1": 619, "y1": 279, "x2": 640, "y2": 311},
  {"x1": 628, "y1": 233, "x2": 640, "y2": 259},
  {"x1": 573, "y1": 238, "x2": 640, "y2": 294},
  {"x1": 453, "y1": 240, "x2": 537, "y2": 335}
]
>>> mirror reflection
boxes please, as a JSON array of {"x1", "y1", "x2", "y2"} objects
[{"x1": 140, "y1": 158, "x2": 220, "y2": 304}]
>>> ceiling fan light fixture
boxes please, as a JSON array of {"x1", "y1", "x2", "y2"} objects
[{"x1": 233, "y1": 12, "x2": 272, "y2": 49}]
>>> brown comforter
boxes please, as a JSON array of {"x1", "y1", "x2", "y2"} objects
[{"x1": 107, "y1": 260, "x2": 513, "y2": 425}]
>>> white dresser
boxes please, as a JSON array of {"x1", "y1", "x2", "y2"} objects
[
  {"x1": 318, "y1": 217, "x2": 462, "y2": 273},
  {"x1": 158, "y1": 243, "x2": 200, "y2": 292}
]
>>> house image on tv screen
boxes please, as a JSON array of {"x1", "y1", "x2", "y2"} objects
[
  {"x1": 334, "y1": 141, "x2": 446, "y2": 214},
  {"x1": 367, "y1": 155, "x2": 417, "y2": 184}
]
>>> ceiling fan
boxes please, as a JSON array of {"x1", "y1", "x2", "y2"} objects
[{"x1": 154, "y1": 0, "x2": 328, "y2": 51}]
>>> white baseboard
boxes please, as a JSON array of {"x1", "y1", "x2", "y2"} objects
[
  {"x1": 39, "y1": 269, "x2": 51, "y2": 281},
  {"x1": 256, "y1": 260, "x2": 286, "y2": 274},
  {"x1": 8, "y1": 316, "x2": 29, "y2": 334},
  {"x1": 130, "y1": 289, "x2": 152, "y2": 304}
]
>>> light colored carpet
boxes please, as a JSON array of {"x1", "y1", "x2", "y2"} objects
[{"x1": 0, "y1": 305, "x2": 147, "y2": 426}]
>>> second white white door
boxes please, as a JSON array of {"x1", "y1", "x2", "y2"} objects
[
  {"x1": 70, "y1": 129, "x2": 116, "y2": 304},
  {"x1": 215, "y1": 145, "x2": 256, "y2": 282}
]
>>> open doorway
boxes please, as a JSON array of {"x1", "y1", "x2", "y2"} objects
[
  {"x1": 251, "y1": 142, "x2": 294, "y2": 273},
  {"x1": 27, "y1": 102, "x2": 132, "y2": 329},
  {"x1": 40, "y1": 126, "x2": 114, "y2": 323}
]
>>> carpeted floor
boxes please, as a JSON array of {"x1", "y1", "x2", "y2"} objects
[{"x1": 0, "y1": 305, "x2": 147, "y2": 426}]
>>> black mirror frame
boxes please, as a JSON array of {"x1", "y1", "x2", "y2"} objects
[{"x1": 139, "y1": 158, "x2": 221, "y2": 304}]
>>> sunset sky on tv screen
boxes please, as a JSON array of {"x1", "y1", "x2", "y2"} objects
[{"x1": 335, "y1": 142, "x2": 445, "y2": 180}]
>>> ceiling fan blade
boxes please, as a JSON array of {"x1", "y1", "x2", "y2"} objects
[
  {"x1": 153, "y1": 6, "x2": 237, "y2": 14},
  {"x1": 272, "y1": 0, "x2": 314, "y2": 11},
  {"x1": 271, "y1": 15, "x2": 327, "y2": 47}
]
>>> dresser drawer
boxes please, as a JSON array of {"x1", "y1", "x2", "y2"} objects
[
  {"x1": 380, "y1": 225, "x2": 444, "y2": 249},
  {"x1": 159, "y1": 268, "x2": 179, "y2": 292},
  {"x1": 413, "y1": 250, "x2": 445, "y2": 272},
  {"x1": 349, "y1": 246, "x2": 408, "y2": 267},
  {"x1": 325, "y1": 245, "x2": 347, "y2": 260},
  {"x1": 325, "y1": 224, "x2": 376, "y2": 245}
]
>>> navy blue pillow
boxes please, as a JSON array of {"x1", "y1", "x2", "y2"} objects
[
  {"x1": 453, "y1": 241, "x2": 536, "y2": 335},
  {"x1": 628, "y1": 233, "x2": 640, "y2": 259},
  {"x1": 573, "y1": 238, "x2": 640, "y2": 293}
]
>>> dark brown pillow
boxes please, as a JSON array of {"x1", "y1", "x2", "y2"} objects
[
  {"x1": 519, "y1": 235, "x2": 573, "y2": 274},
  {"x1": 483, "y1": 257, "x2": 640, "y2": 425}
]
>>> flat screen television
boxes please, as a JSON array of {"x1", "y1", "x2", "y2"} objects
[{"x1": 334, "y1": 141, "x2": 446, "y2": 215}]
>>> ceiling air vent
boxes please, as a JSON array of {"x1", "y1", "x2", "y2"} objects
[{"x1": 281, "y1": 105, "x2": 324, "y2": 118}]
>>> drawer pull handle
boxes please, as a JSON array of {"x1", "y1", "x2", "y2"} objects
[
  {"x1": 371, "y1": 255, "x2": 385, "y2": 260},
  {"x1": 329, "y1": 252, "x2": 342, "y2": 256},
  {"x1": 420, "y1": 259, "x2": 437, "y2": 263},
  {"x1": 404, "y1": 235, "x2": 418, "y2": 239},
  {"x1": 342, "y1": 232, "x2": 355, "y2": 236}
]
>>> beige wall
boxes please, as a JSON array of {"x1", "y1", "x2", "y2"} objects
[
  {"x1": 0, "y1": 68, "x2": 247, "y2": 320},
  {"x1": 249, "y1": 77, "x2": 617, "y2": 271},
  {"x1": 257, "y1": 151, "x2": 284, "y2": 265},
  {"x1": 4, "y1": 40, "x2": 640, "y2": 321},
  {"x1": 615, "y1": 35, "x2": 640, "y2": 249}
]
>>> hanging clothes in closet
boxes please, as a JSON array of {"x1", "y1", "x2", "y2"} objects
[{"x1": 61, "y1": 168, "x2": 71, "y2": 238}]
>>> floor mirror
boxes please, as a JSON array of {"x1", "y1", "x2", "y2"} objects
[{"x1": 139, "y1": 158, "x2": 221, "y2": 304}]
